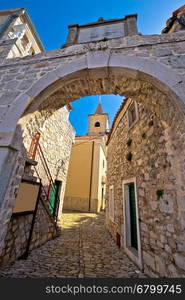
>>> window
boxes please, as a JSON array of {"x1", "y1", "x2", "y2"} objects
[
  {"x1": 127, "y1": 101, "x2": 138, "y2": 128},
  {"x1": 109, "y1": 185, "x2": 114, "y2": 221},
  {"x1": 103, "y1": 160, "x2": 105, "y2": 168},
  {"x1": 95, "y1": 121, "x2": 100, "y2": 127}
]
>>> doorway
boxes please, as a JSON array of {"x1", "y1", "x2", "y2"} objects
[
  {"x1": 122, "y1": 178, "x2": 142, "y2": 268},
  {"x1": 128, "y1": 182, "x2": 138, "y2": 250}
]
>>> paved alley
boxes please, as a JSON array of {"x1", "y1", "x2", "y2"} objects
[{"x1": 0, "y1": 212, "x2": 147, "y2": 278}]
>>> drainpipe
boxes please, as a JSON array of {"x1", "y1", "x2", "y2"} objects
[
  {"x1": 0, "y1": 9, "x2": 25, "y2": 40},
  {"x1": 88, "y1": 141, "x2": 94, "y2": 212}
]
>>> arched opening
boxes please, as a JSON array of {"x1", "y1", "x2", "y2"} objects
[{"x1": 94, "y1": 121, "x2": 100, "y2": 127}]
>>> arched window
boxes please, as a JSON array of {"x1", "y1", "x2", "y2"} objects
[{"x1": 95, "y1": 121, "x2": 100, "y2": 127}]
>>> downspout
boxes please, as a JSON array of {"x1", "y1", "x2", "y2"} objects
[{"x1": 88, "y1": 141, "x2": 95, "y2": 212}]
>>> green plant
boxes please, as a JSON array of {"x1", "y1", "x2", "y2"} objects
[
  {"x1": 156, "y1": 189, "x2": 164, "y2": 200},
  {"x1": 126, "y1": 152, "x2": 132, "y2": 161},
  {"x1": 126, "y1": 138, "x2": 132, "y2": 146}
]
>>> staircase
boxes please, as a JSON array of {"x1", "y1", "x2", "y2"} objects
[
  {"x1": 27, "y1": 133, "x2": 61, "y2": 221},
  {"x1": 22, "y1": 157, "x2": 38, "y2": 182}
]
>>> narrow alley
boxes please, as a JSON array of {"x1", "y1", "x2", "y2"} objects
[{"x1": 0, "y1": 212, "x2": 147, "y2": 278}]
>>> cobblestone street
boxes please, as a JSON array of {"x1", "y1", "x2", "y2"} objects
[{"x1": 0, "y1": 212, "x2": 147, "y2": 278}]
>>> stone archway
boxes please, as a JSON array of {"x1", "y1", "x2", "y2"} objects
[
  {"x1": 1, "y1": 34, "x2": 185, "y2": 272},
  {"x1": 1, "y1": 53, "x2": 185, "y2": 130}
]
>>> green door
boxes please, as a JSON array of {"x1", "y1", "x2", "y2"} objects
[
  {"x1": 128, "y1": 183, "x2": 138, "y2": 250},
  {"x1": 49, "y1": 180, "x2": 61, "y2": 217}
]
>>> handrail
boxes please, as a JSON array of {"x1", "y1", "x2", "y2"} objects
[
  {"x1": 40, "y1": 196, "x2": 59, "y2": 231},
  {"x1": 33, "y1": 165, "x2": 49, "y2": 200},
  {"x1": 28, "y1": 135, "x2": 61, "y2": 221},
  {"x1": 19, "y1": 180, "x2": 59, "y2": 260},
  {"x1": 28, "y1": 132, "x2": 40, "y2": 160},
  {"x1": 37, "y1": 143, "x2": 55, "y2": 188},
  {"x1": 33, "y1": 163, "x2": 60, "y2": 222},
  {"x1": 37, "y1": 150, "x2": 53, "y2": 194}
]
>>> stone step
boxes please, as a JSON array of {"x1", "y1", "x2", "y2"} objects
[
  {"x1": 24, "y1": 167, "x2": 34, "y2": 173},
  {"x1": 25, "y1": 157, "x2": 38, "y2": 167},
  {"x1": 22, "y1": 173, "x2": 38, "y2": 182}
]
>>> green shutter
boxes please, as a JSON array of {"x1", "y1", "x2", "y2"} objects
[
  {"x1": 49, "y1": 185, "x2": 57, "y2": 216},
  {"x1": 128, "y1": 183, "x2": 138, "y2": 250},
  {"x1": 48, "y1": 181, "x2": 61, "y2": 217}
]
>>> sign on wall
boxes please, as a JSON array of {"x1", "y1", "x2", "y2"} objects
[
  {"x1": 77, "y1": 23, "x2": 125, "y2": 43},
  {"x1": 13, "y1": 181, "x2": 40, "y2": 214}
]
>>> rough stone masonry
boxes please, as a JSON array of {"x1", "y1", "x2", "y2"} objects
[
  {"x1": 106, "y1": 98, "x2": 185, "y2": 277},
  {"x1": 0, "y1": 12, "x2": 185, "y2": 276}
]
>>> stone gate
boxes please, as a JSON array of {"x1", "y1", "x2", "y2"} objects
[{"x1": 0, "y1": 8, "x2": 185, "y2": 276}]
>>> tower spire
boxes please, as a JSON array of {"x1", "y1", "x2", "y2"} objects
[
  {"x1": 95, "y1": 96, "x2": 103, "y2": 114},
  {"x1": 99, "y1": 95, "x2": 102, "y2": 104},
  {"x1": 88, "y1": 95, "x2": 109, "y2": 135}
]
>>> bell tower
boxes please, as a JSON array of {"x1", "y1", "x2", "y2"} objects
[{"x1": 88, "y1": 99, "x2": 109, "y2": 136}]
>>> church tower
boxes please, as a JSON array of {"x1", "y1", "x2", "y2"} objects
[
  {"x1": 64, "y1": 97, "x2": 109, "y2": 213},
  {"x1": 88, "y1": 101, "x2": 109, "y2": 136}
]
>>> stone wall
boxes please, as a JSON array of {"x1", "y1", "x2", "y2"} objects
[
  {"x1": 106, "y1": 98, "x2": 185, "y2": 278},
  {"x1": 0, "y1": 105, "x2": 74, "y2": 267},
  {"x1": 27, "y1": 106, "x2": 75, "y2": 218},
  {"x1": 1, "y1": 31, "x2": 185, "y2": 126},
  {"x1": 0, "y1": 145, "x2": 59, "y2": 267},
  {"x1": 65, "y1": 14, "x2": 138, "y2": 47},
  {"x1": 0, "y1": 201, "x2": 58, "y2": 267}
]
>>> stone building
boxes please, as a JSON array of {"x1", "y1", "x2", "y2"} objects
[
  {"x1": 162, "y1": 5, "x2": 185, "y2": 33},
  {"x1": 0, "y1": 8, "x2": 44, "y2": 57},
  {"x1": 106, "y1": 98, "x2": 185, "y2": 277},
  {"x1": 0, "y1": 8, "x2": 75, "y2": 267},
  {"x1": 23, "y1": 104, "x2": 75, "y2": 217},
  {"x1": 64, "y1": 102, "x2": 108, "y2": 212}
]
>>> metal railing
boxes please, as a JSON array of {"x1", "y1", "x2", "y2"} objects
[{"x1": 28, "y1": 135, "x2": 60, "y2": 221}]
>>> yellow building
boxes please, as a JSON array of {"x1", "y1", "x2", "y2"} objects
[{"x1": 64, "y1": 102, "x2": 109, "y2": 212}]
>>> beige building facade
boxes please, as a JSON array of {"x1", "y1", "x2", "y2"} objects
[{"x1": 64, "y1": 103, "x2": 108, "y2": 212}]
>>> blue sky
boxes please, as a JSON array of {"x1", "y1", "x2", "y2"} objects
[{"x1": 1, "y1": 0, "x2": 184, "y2": 135}]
